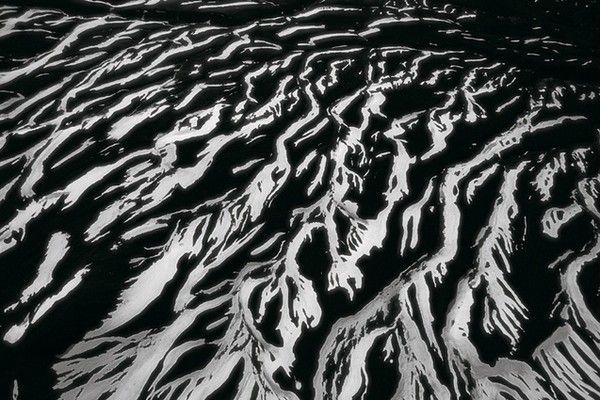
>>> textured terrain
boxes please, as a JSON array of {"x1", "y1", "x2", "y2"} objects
[{"x1": 1, "y1": 1, "x2": 600, "y2": 399}]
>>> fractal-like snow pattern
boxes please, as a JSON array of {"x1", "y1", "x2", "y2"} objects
[{"x1": 1, "y1": 1, "x2": 600, "y2": 399}]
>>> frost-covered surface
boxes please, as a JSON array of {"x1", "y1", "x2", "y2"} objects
[{"x1": 1, "y1": 1, "x2": 600, "y2": 399}]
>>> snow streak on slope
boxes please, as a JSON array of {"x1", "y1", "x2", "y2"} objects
[{"x1": 1, "y1": 1, "x2": 600, "y2": 399}]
